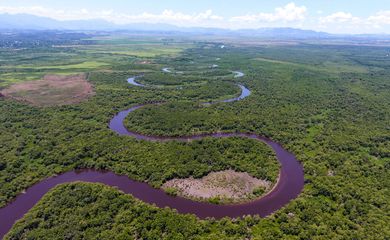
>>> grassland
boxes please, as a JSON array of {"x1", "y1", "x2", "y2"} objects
[
  {"x1": 79, "y1": 44, "x2": 192, "y2": 57},
  {"x1": 0, "y1": 35, "x2": 191, "y2": 87}
]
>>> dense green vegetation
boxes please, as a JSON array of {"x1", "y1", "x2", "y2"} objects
[
  {"x1": 5, "y1": 183, "x2": 261, "y2": 240},
  {"x1": 1, "y1": 32, "x2": 389, "y2": 239},
  {"x1": 135, "y1": 73, "x2": 240, "y2": 102},
  {"x1": 0, "y1": 72, "x2": 279, "y2": 203}
]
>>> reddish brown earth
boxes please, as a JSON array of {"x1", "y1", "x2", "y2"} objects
[{"x1": 0, "y1": 74, "x2": 94, "y2": 106}]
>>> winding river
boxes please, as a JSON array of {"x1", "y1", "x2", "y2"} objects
[
  {"x1": 0, "y1": 71, "x2": 304, "y2": 239},
  {"x1": 127, "y1": 76, "x2": 145, "y2": 87},
  {"x1": 233, "y1": 71, "x2": 245, "y2": 78},
  {"x1": 162, "y1": 67, "x2": 172, "y2": 73}
]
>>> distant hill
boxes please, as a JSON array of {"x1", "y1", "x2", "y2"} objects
[
  {"x1": 0, "y1": 13, "x2": 58, "y2": 29},
  {"x1": 234, "y1": 28, "x2": 331, "y2": 39},
  {"x1": 0, "y1": 13, "x2": 388, "y2": 39},
  {"x1": 0, "y1": 13, "x2": 115, "y2": 30}
]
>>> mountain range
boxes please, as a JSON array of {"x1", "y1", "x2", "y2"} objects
[{"x1": 0, "y1": 13, "x2": 388, "y2": 39}]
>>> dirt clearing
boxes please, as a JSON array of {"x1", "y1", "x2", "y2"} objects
[
  {"x1": 162, "y1": 170, "x2": 273, "y2": 204},
  {"x1": 0, "y1": 74, "x2": 94, "y2": 106}
]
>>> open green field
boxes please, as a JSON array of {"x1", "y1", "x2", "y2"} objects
[
  {"x1": 0, "y1": 35, "x2": 191, "y2": 86},
  {"x1": 0, "y1": 32, "x2": 389, "y2": 239},
  {"x1": 78, "y1": 44, "x2": 192, "y2": 57}
]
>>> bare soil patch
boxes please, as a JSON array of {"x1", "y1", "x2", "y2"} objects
[
  {"x1": 138, "y1": 60, "x2": 152, "y2": 64},
  {"x1": 162, "y1": 170, "x2": 273, "y2": 204},
  {"x1": 0, "y1": 74, "x2": 94, "y2": 106}
]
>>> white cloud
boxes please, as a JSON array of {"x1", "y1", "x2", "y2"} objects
[
  {"x1": 319, "y1": 12, "x2": 360, "y2": 24},
  {"x1": 230, "y1": 3, "x2": 307, "y2": 23},
  {"x1": 111, "y1": 9, "x2": 223, "y2": 25},
  {"x1": 0, "y1": 6, "x2": 224, "y2": 27},
  {"x1": 0, "y1": 6, "x2": 109, "y2": 20},
  {"x1": 367, "y1": 11, "x2": 390, "y2": 25},
  {"x1": 317, "y1": 10, "x2": 390, "y2": 33}
]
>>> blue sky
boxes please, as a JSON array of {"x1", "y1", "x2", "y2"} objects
[{"x1": 0, "y1": 0, "x2": 389, "y2": 33}]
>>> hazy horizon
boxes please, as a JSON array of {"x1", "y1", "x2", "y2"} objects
[{"x1": 0, "y1": 0, "x2": 389, "y2": 34}]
